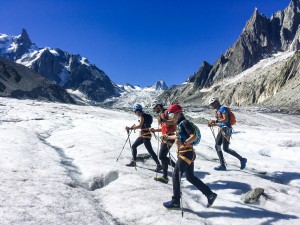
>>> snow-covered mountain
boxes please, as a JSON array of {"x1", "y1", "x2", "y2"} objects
[
  {"x1": 148, "y1": 80, "x2": 168, "y2": 91},
  {"x1": 0, "y1": 57, "x2": 75, "y2": 103},
  {"x1": 161, "y1": 0, "x2": 300, "y2": 110},
  {"x1": 0, "y1": 29, "x2": 116, "y2": 102},
  {"x1": 102, "y1": 81, "x2": 168, "y2": 109}
]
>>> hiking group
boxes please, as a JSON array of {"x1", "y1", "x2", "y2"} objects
[{"x1": 124, "y1": 97, "x2": 247, "y2": 210}]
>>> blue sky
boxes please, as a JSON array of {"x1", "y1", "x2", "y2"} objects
[{"x1": 0, "y1": 0, "x2": 291, "y2": 87}]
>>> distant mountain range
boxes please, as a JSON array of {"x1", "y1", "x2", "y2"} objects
[
  {"x1": 161, "y1": 0, "x2": 300, "y2": 110},
  {"x1": 2, "y1": 0, "x2": 299, "y2": 110},
  {"x1": 101, "y1": 81, "x2": 168, "y2": 108},
  {"x1": 0, "y1": 29, "x2": 168, "y2": 104},
  {"x1": 0, "y1": 29, "x2": 116, "y2": 102}
]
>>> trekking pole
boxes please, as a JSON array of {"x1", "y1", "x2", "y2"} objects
[
  {"x1": 179, "y1": 167, "x2": 184, "y2": 217},
  {"x1": 116, "y1": 128, "x2": 133, "y2": 162},
  {"x1": 209, "y1": 126, "x2": 216, "y2": 141},
  {"x1": 156, "y1": 121, "x2": 160, "y2": 179}
]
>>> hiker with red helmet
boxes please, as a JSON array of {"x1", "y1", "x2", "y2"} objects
[
  {"x1": 125, "y1": 104, "x2": 162, "y2": 172},
  {"x1": 208, "y1": 97, "x2": 247, "y2": 171},
  {"x1": 162, "y1": 104, "x2": 217, "y2": 209},
  {"x1": 149, "y1": 99, "x2": 176, "y2": 184}
]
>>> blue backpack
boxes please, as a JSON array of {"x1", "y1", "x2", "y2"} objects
[
  {"x1": 178, "y1": 120, "x2": 201, "y2": 146},
  {"x1": 190, "y1": 122, "x2": 201, "y2": 146}
]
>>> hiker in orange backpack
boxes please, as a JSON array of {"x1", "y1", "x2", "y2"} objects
[
  {"x1": 208, "y1": 97, "x2": 247, "y2": 171},
  {"x1": 149, "y1": 99, "x2": 176, "y2": 184},
  {"x1": 125, "y1": 104, "x2": 162, "y2": 171}
]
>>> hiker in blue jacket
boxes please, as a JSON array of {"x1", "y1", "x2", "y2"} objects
[
  {"x1": 208, "y1": 97, "x2": 247, "y2": 171},
  {"x1": 163, "y1": 104, "x2": 217, "y2": 209}
]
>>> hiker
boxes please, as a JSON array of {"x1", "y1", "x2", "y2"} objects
[
  {"x1": 208, "y1": 97, "x2": 247, "y2": 171},
  {"x1": 163, "y1": 104, "x2": 217, "y2": 209},
  {"x1": 125, "y1": 104, "x2": 162, "y2": 171},
  {"x1": 149, "y1": 99, "x2": 176, "y2": 184}
]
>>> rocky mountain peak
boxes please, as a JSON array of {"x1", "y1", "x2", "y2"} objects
[
  {"x1": 17, "y1": 29, "x2": 32, "y2": 45},
  {"x1": 151, "y1": 80, "x2": 168, "y2": 90},
  {"x1": 243, "y1": 8, "x2": 268, "y2": 35}
]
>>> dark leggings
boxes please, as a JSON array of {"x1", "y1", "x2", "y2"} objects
[
  {"x1": 215, "y1": 129, "x2": 242, "y2": 166},
  {"x1": 172, "y1": 154, "x2": 213, "y2": 203},
  {"x1": 159, "y1": 141, "x2": 176, "y2": 177},
  {"x1": 132, "y1": 137, "x2": 160, "y2": 165}
]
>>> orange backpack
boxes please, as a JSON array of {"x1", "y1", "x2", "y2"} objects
[
  {"x1": 216, "y1": 107, "x2": 236, "y2": 126},
  {"x1": 227, "y1": 107, "x2": 236, "y2": 126}
]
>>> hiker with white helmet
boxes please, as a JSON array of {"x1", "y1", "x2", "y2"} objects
[
  {"x1": 125, "y1": 104, "x2": 162, "y2": 171},
  {"x1": 150, "y1": 99, "x2": 176, "y2": 183},
  {"x1": 208, "y1": 97, "x2": 247, "y2": 171}
]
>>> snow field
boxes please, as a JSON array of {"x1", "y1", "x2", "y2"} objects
[{"x1": 0, "y1": 97, "x2": 299, "y2": 225}]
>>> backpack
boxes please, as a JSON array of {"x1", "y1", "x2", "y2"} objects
[
  {"x1": 190, "y1": 122, "x2": 201, "y2": 146},
  {"x1": 142, "y1": 113, "x2": 153, "y2": 128},
  {"x1": 227, "y1": 107, "x2": 236, "y2": 126},
  {"x1": 178, "y1": 120, "x2": 201, "y2": 146}
]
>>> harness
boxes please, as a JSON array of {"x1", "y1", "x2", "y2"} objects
[
  {"x1": 140, "y1": 128, "x2": 151, "y2": 139},
  {"x1": 177, "y1": 120, "x2": 195, "y2": 165},
  {"x1": 219, "y1": 126, "x2": 232, "y2": 144}
]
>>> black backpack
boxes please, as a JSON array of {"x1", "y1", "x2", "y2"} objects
[{"x1": 142, "y1": 113, "x2": 153, "y2": 128}]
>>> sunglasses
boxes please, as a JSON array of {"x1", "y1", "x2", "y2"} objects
[{"x1": 168, "y1": 113, "x2": 175, "y2": 119}]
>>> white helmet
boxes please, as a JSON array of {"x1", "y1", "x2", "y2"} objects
[
  {"x1": 208, "y1": 97, "x2": 219, "y2": 105},
  {"x1": 151, "y1": 99, "x2": 163, "y2": 108}
]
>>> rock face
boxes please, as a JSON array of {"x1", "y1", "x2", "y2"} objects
[
  {"x1": 0, "y1": 29, "x2": 116, "y2": 102},
  {"x1": 161, "y1": 0, "x2": 300, "y2": 110},
  {"x1": 0, "y1": 57, "x2": 75, "y2": 103}
]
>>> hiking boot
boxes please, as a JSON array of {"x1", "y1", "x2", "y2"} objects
[
  {"x1": 240, "y1": 158, "x2": 247, "y2": 170},
  {"x1": 163, "y1": 200, "x2": 180, "y2": 209},
  {"x1": 126, "y1": 160, "x2": 136, "y2": 167},
  {"x1": 206, "y1": 192, "x2": 217, "y2": 208},
  {"x1": 214, "y1": 165, "x2": 227, "y2": 171},
  {"x1": 154, "y1": 176, "x2": 169, "y2": 184},
  {"x1": 154, "y1": 164, "x2": 162, "y2": 172}
]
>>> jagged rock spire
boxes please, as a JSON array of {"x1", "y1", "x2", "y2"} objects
[{"x1": 17, "y1": 28, "x2": 32, "y2": 45}]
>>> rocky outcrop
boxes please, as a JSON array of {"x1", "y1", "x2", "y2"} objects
[
  {"x1": 64, "y1": 64, "x2": 116, "y2": 102},
  {"x1": 160, "y1": 0, "x2": 300, "y2": 110},
  {"x1": 0, "y1": 57, "x2": 75, "y2": 103},
  {"x1": 190, "y1": 61, "x2": 212, "y2": 89},
  {"x1": 243, "y1": 188, "x2": 265, "y2": 203},
  {"x1": 15, "y1": 29, "x2": 33, "y2": 60}
]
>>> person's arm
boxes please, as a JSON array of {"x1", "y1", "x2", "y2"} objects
[
  {"x1": 183, "y1": 121, "x2": 196, "y2": 145},
  {"x1": 208, "y1": 108, "x2": 228, "y2": 126},
  {"x1": 132, "y1": 116, "x2": 144, "y2": 130},
  {"x1": 125, "y1": 115, "x2": 144, "y2": 131}
]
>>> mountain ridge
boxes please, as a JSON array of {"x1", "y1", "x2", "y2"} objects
[{"x1": 160, "y1": 0, "x2": 300, "y2": 110}]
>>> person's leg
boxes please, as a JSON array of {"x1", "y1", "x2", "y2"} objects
[
  {"x1": 221, "y1": 128, "x2": 247, "y2": 169},
  {"x1": 185, "y1": 162, "x2": 213, "y2": 197},
  {"x1": 131, "y1": 137, "x2": 144, "y2": 161},
  {"x1": 222, "y1": 128, "x2": 242, "y2": 159},
  {"x1": 159, "y1": 142, "x2": 175, "y2": 177},
  {"x1": 215, "y1": 131, "x2": 226, "y2": 167},
  {"x1": 159, "y1": 143, "x2": 170, "y2": 178},
  {"x1": 172, "y1": 157, "x2": 189, "y2": 203},
  {"x1": 143, "y1": 138, "x2": 160, "y2": 165}
]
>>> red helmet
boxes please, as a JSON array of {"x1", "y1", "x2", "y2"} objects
[{"x1": 168, "y1": 104, "x2": 182, "y2": 114}]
